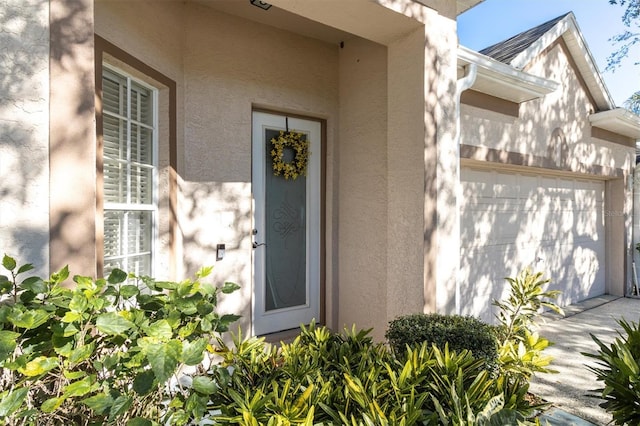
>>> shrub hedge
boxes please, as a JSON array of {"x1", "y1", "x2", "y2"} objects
[{"x1": 385, "y1": 313, "x2": 499, "y2": 365}]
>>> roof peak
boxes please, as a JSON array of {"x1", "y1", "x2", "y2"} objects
[{"x1": 479, "y1": 12, "x2": 573, "y2": 64}]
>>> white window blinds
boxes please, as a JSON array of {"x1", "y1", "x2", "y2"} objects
[{"x1": 102, "y1": 67, "x2": 157, "y2": 277}]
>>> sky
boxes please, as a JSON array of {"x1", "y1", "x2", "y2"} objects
[{"x1": 458, "y1": 0, "x2": 640, "y2": 108}]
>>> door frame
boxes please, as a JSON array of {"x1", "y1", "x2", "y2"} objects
[{"x1": 251, "y1": 109, "x2": 326, "y2": 336}]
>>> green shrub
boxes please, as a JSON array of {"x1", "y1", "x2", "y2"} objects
[
  {"x1": 385, "y1": 313, "x2": 499, "y2": 366},
  {"x1": 584, "y1": 318, "x2": 640, "y2": 425},
  {"x1": 493, "y1": 268, "x2": 563, "y2": 383},
  {"x1": 0, "y1": 254, "x2": 240, "y2": 425},
  {"x1": 207, "y1": 322, "x2": 536, "y2": 425}
]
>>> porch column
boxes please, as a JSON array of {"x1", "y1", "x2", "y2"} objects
[
  {"x1": 49, "y1": 0, "x2": 97, "y2": 276},
  {"x1": 385, "y1": 27, "x2": 427, "y2": 321},
  {"x1": 422, "y1": 10, "x2": 459, "y2": 314}
]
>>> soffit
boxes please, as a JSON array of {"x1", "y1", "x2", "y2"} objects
[
  {"x1": 458, "y1": 45, "x2": 559, "y2": 103},
  {"x1": 590, "y1": 109, "x2": 640, "y2": 140}
]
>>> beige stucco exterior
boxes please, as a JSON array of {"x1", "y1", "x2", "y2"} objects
[
  {"x1": 2, "y1": 0, "x2": 638, "y2": 340},
  {"x1": 31, "y1": 0, "x2": 458, "y2": 341},
  {"x1": 460, "y1": 38, "x2": 635, "y2": 315},
  {"x1": 0, "y1": 0, "x2": 50, "y2": 276}
]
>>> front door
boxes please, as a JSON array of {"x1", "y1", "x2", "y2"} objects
[{"x1": 251, "y1": 111, "x2": 321, "y2": 336}]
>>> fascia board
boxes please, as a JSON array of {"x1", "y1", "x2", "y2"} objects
[
  {"x1": 590, "y1": 108, "x2": 640, "y2": 140},
  {"x1": 509, "y1": 13, "x2": 614, "y2": 110},
  {"x1": 458, "y1": 45, "x2": 559, "y2": 103}
]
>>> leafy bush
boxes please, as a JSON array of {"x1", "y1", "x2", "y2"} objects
[
  {"x1": 493, "y1": 268, "x2": 563, "y2": 383},
  {"x1": 385, "y1": 313, "x2": 499, "y2": 367},
  {"x1": 584, "y1": 318, "x2": 640, "y2": 425},
  {"x1": 0, "y1": 255, "x2": 240, "y2": 425},
  {"x1": 206, "y1": 322, "x2": 536, "y2": 425}
]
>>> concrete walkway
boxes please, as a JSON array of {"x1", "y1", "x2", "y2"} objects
[{"x1": 529, "y1": 295, "x2": 640, "y2": 425}]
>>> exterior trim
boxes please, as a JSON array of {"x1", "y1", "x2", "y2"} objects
[
  {"x1": 460, "y1": 144, "x2": 624, "y2": 178},
  {"x1": 460, "y1": 90, "x2": 519, "y2": 117},
  {"x1": 95, "y1": 35, "x2": 178, "y2": 278},
  {"x1": 592, "y1": 127, "x2": 636, "y2": 147},
  {"x1": 251, "y1": 107, "x2": 327, "y2": 326},
  {"x1": 457, "y1": 45, "x2": 559, "y2": 103}
]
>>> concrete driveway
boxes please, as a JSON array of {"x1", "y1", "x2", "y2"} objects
[{"x1": 529, "y1": 295, "x2": 640, "y2": 425}]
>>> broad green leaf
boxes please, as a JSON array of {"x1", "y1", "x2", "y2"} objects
[
  {"x1": 196, "y1": 266, "x2": 214, "y2": 279},
  {"x1": 96, "y1": 312, "x2": 135, "y2": 335},
  {"x1": 83, "y1": 393, "x2": 114, "y2": 415},
  {"x1": 0, "y1": 387, "x2": 28, "y2": 417},
  {"x1": 7, "y1": 309, "x2": 51, "y2": 329},
  {"x1": 19, "y1": 276, "x2": 45, "y2": 293},
  {"x1": 69, "y1": 342, "x2": 95, "y2": 364},
  {"x1": 154, "y1": 281, "x2": 177, "y2": 290},
  {"x1": 52, "y1": 335, "x2": 73, "y2": 357},
  {"x1": 145, "y1": 320, "x2": 173, "y2": 341},
  {"x1": 192, "y1": 376, "x2": 218, "y2": 395},
  {"x1": 63, "y1": 376, "x2": 94, "y2": 398},
  {"x1": 41, "y1": 397, "x2": 64, "y2": 413},
  {"x1": 175, "y1": 293, "x2": 202, "y2": 315},
  {"x1": 120, "y1": 285, "x2": 140, "y2": 299},
  {"x1": 73, "y1": 275, "x2": 94, "y2": 289},
  {"x1": 218, "y1": 314, "x2": 242, "y2": 331},
  {"x1": 51, "y1": 265, "x2": 70, "y2": 284},
  {"x1": 109, "y1": 395, "x2": 133, "y2": 421},
  {"x1": 221, "y1": 281, "x2": 240, "y2": 294},
  {"x1": 61, "y1": 311, "x2": 83, "y2": 323},
  {"x1": 127, "y1": 418, "x2": 154, "y2": 426},
  {"x1": 0, "y1": 331, "x2": 19, "y2": 362},
  {"x1": 200, "y1": 318, "x2": 212, "y2": 332},
  {"x1": 69, "y1": 293, "x2": 88, "y2": 312},
  {"x1": 63, "y1": 370, "x2": 86, "y2": 380},
  {"x1": 143, "y1": 340, "x2": 182, "y2": 384},
  {"x1": 196, "y1": 301, "x2": 214, "y2": 316},
  {"x1": 107, "y1": 268, "x2": 128, "y2": 284},
  {"x1": 182, "y1": 338, "x2": 208, "y2": 365},
  {"x1": 18, "y1": 356, "x2": 58, "y2": 377},
  {"x1": 17, "y1": 263, "x2": 34, "y2": 274},
  {"x1": 133, "y1": 370, "x2": 156, "y2": 395},
  {"x1": 2, "y1": 255, "x2": 16, "y2": 272},
  {"x1": 178, "y1": 321, "x2": 197, "y2": 339}
]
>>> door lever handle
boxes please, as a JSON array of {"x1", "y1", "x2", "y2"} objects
[{"x1": 252, "y1": 242, "x2": 266, "y2": 249}]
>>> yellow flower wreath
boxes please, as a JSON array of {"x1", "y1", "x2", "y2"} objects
[{"x1": 270, "y1": 130, "x2": 310, "y2": 180}]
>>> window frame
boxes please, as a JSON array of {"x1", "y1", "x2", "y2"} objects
[{"x1": 101, "y1": 63, "x2": 159, "y2": 277}]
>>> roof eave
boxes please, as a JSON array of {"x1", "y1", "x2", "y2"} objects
[
  {"x1": 458, "y1": 45, "x2": 559, "y2": 103},
  {"x1": 509, "y1": 13, "x2": 615, "y2": 111},
  {"x1": 456, "y1": 0, "x2": 484, "y2": 15},
  {"x1": 589, "y1": 108, "x2": 640, "y2": 140}
]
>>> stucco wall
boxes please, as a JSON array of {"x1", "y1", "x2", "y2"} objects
[
  {"x1": 91, "y1": 0, "x2": 457, "y2": 339},
  {"x1": 182, "y1": 3, "x2": 339, "y2": 333},
  {"x1": 459, "y1": 40, "x2": 635, "y2": 302},
  {"x1": 0, "y1": 0, "x2": 50, "y2": 275},
  {"x1": 337, "y1": 37, "x2": 388, "y2": 337},
  {"x1": 461, "y1": 42, "x2": 634, "y2": 173}
]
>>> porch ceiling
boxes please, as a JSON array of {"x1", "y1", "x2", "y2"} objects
[{"x1": 192, "y1": 0, "x2": 354, "y2": 45}]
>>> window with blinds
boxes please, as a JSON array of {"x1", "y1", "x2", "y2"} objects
[{"x1": 102, "y1": 66, "x2": 157, "y2": 277}]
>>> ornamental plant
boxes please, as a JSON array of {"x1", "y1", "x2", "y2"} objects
[
  {"x1": 0, "y1": 255, "x2": 240, "y2": 425},
  {"x1": 584, "y1": 318, "x2": 640, "y2": 425},
  {"x1": 385, "y1": 313, "x2": 499, "y2": 369},
  {"x1": 493, "y1": 268, "x2": 564, "y2": 383},
  {"x1": 206, "y1": 322, "x2": 538, "y2": 425}
]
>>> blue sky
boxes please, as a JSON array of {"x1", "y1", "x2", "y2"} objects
[{"x1": 458, "y1": 0, "x2": 639, "y2": 107}]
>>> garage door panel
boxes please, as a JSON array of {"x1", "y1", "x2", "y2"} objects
[{"x1": 461, "y1": 168, "x2": 606, "y2": 321}]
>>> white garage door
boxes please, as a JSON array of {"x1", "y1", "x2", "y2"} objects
[{"x1": 460, "y1": 167, "x2": 606, "y2": 323}]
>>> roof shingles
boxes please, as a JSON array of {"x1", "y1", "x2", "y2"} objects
[{"x1": 479, "y1": 12, "x2": 571, "y2": 65}]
